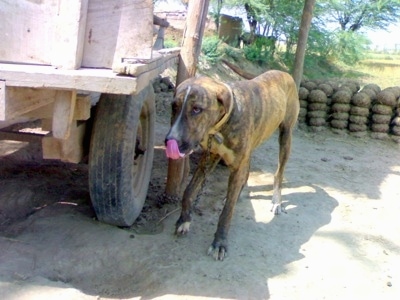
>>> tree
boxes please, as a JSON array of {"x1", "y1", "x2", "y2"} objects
[
  {"x1": 210, "y1": 0, "x2": 224, "y2": 31},
  {"x1": 321, "y1": 0, "x2": 400, "y2": 32},
  {"x1": 292, "y1": 0, "x2": 316, "y2": 90}
]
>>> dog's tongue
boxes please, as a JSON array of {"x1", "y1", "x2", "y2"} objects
[{"x1": 166, "y1": 139, "x2": 186, "y2": 160}]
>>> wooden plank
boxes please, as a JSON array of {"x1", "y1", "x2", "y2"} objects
[
  {"x1": 83, "y1": 0, "x2": 153, "y2": 68},
  {"x1": 41, "y1": 119, "x2": 52, "y2": 132},
  {"x1": 52, "y1": 90, "x2": 77, "y2": 139},
  {"x1": 42, "y1": 122, "x2": 86, "y2": 163},
  {"x1": 22, "y1": 94, "x2": 91, "y2": 120},
  {"x1": 52, "y1": 0, "x2": 89, "y2": 69},
  {"x1": 0, "y1": 50, "x2": 179, "y2": 95},
  {"x1": 59, "y1": 122, "x2": 86, "y2": 163},
  {"x1": 134, "y1": 54, "x2": 179, "y2": 94},
  {"x1": 74, "y1": 94, "x2": 91, "y2": 120},
  {"x1": 0, "y1": 0, "x2": 59, "y2": 65},
  {"x1": 1, "y1": 87, "x2": 56, "y2": 121},
  {"x1": 113, "y1": 48, "x2": 180, "y2": 76},
  {"x1": 0, "y1": 131, "x2": 44, "y2": 143},
  {"x1": 112, "y1": 0, "x2": 154, "y2": 68},
  {"x1": 42, "y1": 133, "x2": 62, "y2": 160},
  {"x1": 0, "y1": 64, "x2": 138, "y2": 95}
]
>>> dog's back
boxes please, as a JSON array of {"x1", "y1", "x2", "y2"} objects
[{"x1": 229, "y1": 70, "x2": 299, "y2": 150}]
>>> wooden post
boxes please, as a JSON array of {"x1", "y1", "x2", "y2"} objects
[
  {"x1": 52, "y1": 0, "x2": 89, "y2": 69},
  {"x1": 52, "y1": 90, "x2": 77, "y2": 139},
  {"x1": 163, "y1": 0, "x2": 210, "y2": 201},
  {"x1": 153, "y1": 15, "x2": 170, "y2": 50},
  {"x1": 292, "y1": 0, "x2": 316, "y2": 90}
]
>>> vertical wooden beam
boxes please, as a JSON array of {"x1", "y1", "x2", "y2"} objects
[
  {"x1": 176, "y1": 0, "x2": 210, "y2": 85},
  {"x1": 52, "y1": 90, "x2": 77, "y2": 139},
  {"x1": 52, "y1": 0, "x2": 89, "y2": 69},
  {"x1": 164, "y1": 0, "x2": 210, "y2": 201},
  {"x1": 42, "y1": 122, "x2": 86, "y2": 163},
  {"x1": 292, "y1": 0, "x2": 316, "y2": 90},
  {"x1": 112, "y1": 0, "x2": 153, "y2": 68}
]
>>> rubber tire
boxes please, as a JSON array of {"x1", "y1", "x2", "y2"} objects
[{"x1": 89, "y1": 85, "x2": 155, "y2": 226}]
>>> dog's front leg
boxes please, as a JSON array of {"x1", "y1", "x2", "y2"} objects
[
  {"x1": 208, "y1": 163, "x2": 250, "y2": 260},
  {"x1": 176, "y1": 153, "x2": 220, "y2": 235}
]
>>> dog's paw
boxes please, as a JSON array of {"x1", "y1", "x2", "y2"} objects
[
  {"x1": 175, "y1": 221, "x2": 191, "y2": 235},
  {"x1": 207, "y1": 242, "x2": 227, "y2": 261},
  {"x1": 270, "y1": 203, "x2": 287, "y2": 215}
]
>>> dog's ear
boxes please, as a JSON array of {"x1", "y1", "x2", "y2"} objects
[{"x1": 215, "y1": 82, "x2": 233, "y2": 116}]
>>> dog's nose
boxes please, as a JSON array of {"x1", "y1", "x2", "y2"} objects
[{"x1": 165, "y1": 128, "x2": 179, "y2": 145}]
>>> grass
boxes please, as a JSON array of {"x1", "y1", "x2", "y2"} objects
[
  {"x1": 299, "y1": 51, "x2": 400, "y2": 89},
  {"x1": 355, "y1": 52, "x2": 400, "y2": 88}
]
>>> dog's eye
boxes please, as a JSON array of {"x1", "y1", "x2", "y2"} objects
[{"x1": 192, "y1": 106, "x2": 202, "y2": 115}]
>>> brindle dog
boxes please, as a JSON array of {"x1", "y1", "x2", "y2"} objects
[{"x1": 165, "y1": 70, "x2": 300, "y2": 260}]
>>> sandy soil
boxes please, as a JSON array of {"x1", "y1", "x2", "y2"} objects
[{"x1": 0, "y1": 89, "x2": 400, "y2": 300}]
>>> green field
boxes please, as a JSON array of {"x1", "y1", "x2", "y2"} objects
[
  {"x1": 356, "y1": 52, "x2": 400, "y2": 88},
  {"x1": 302, "y1": 51, "x2": 400, "y2": 88}
]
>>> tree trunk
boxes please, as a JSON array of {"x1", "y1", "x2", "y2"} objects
[
  {"x1": 163, "y1": 0, "x2": 210, "y2": 201},
  {"x1": 292, "y1": 0, "x2": 316, "y2": 90}
]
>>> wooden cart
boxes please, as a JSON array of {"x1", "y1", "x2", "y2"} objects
[{"x1": 0, "y1": 0, "x2": 179, "y2": 226}]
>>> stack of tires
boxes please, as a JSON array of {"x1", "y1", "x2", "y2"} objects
[{"x1": 370, "y1": 88, "x2": 398, "y2": 139}]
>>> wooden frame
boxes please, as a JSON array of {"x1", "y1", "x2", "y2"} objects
[{"x1": 0, "y1": 0, "x2": 153, "y2": 70}]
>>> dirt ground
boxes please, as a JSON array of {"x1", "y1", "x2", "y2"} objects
[{"x1": 0, "y1": 86, "x2": 400, "y2": 300}]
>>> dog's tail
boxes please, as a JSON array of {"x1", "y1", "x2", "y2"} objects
[{"x1": 221, "y1": 59, "x2": 258, "y2": 80}]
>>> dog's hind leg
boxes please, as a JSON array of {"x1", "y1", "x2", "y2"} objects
[
  {"x1": 176, "y1": 153, "x2": 220, "y2": 235},
  {"x1": 271, "y1": 125, "x2": 293, "y2": 215}
]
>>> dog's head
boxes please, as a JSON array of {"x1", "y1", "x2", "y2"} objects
[{"x1": 165, "y1": 76, "x2": 232, "y2": 159}]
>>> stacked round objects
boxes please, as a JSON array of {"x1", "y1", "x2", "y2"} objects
[
  {"x1": 349, "y1": 84, "x2": 379, "y2": 137},
  {"x1": 370, "y1": 87, "x2": 399, "y2": 139},
  {"x1": 330, "y1": 87, "x2": 352, "y2": 133},
  {"x1": 329, "y1": 81, "x2": 360, "y2": 133},
  {"x1": 318, "y1": 83, "x2": 334, "y2": 105},
  {"x1": 307, "y1": 88, "x2": 329, "y2": 131},
  {"x1": 348, "y1": 92, "x2": 372, "y2": 137},
  {"x1": 298, "y1": 86, "x2": 309, "y2": 123},
  {"x1": 299, "y1": 80, "x2": 317, "y2": 127},
  {"x1": 390, "y1": 97, "x2": 400, "y2": 143}
]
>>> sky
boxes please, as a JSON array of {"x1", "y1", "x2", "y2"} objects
[
  {"x1": 155, "y1": 0, "x2": 400, "y2": 50},
  {"x1": 366, "y1": 24, "x2": 400, "y2": 50}
]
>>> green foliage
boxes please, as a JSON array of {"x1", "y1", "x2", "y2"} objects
[
  {"x1": 319, "y1": 0, "x2": 400, "y2": 32},
  {"x1": 215, "y1": 0, "x2": 398, "y2": 72},
  {"x1": 243, "y1": 36, "x2": 276, "y2": 65},
  {"x1": 201, "y1": 36, "x2": 223, "y2": 64},
  {"x1": 163, "y1": 39, "x2": 179, "y2": 49},
  {"x1": 328, "y1": 30, "x2": 371, "y2": 65}
]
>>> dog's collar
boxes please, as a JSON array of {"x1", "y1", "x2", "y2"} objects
[{"x1": 208, "y1": 83, "x2": 234, "y2": 144}]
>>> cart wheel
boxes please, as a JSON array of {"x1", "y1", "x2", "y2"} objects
[{"x1": 89, "y1": 85, "x2": 155, "y2": 226}]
